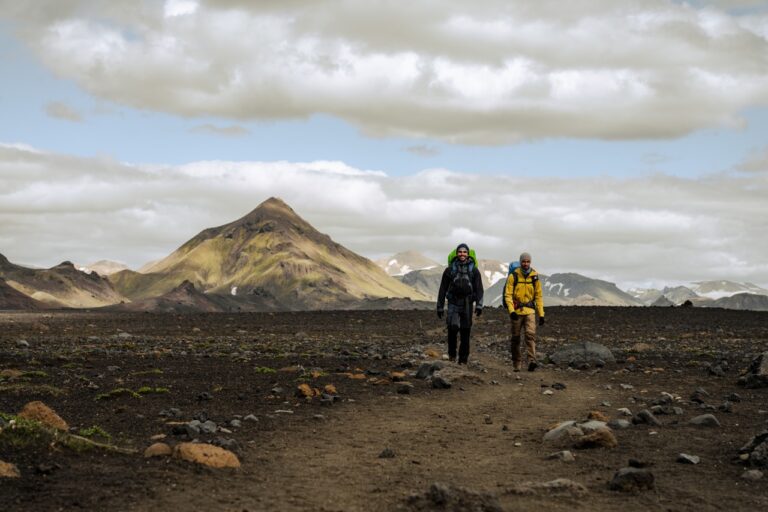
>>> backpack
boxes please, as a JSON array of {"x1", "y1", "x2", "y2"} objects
[
  {"x1": 446, "y1": 248, "x2": 477, "y2": 299},
  {"x1": 502, "y1": 263, "x2": 539, "y2": 310}
]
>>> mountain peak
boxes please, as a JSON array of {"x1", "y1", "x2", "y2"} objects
[{"x1": 242, "y1": 197, "x2": 297, "y2": 220}]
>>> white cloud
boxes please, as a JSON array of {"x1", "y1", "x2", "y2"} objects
[
  {"x1": 1, "y1": 143, "x2": 767, "y2": 289},
  {"x1": 3, "y1": 0, "x2": 768, "y2": 143},
  {"x1": 44, "y1": 101, "x2": 82, "y2": 122}
]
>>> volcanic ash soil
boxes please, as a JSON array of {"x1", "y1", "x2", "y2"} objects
[{"x1": 1, "y1": 306, "x2": 767, "y2": 511}]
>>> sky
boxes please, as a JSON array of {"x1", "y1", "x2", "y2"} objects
[{"x1": 1, "y1": 0, "x2": 767, "y2": 290}]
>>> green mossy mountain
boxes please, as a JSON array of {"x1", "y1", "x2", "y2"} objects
[{"x1": 109, "y1": 198, "x2": 428, "y2": 309}]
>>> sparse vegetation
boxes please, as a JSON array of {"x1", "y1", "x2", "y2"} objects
[
  {"x1": 136, "y1": 386, "x2": 169, "y2": 395},
  {"x1": 21, "y1": 370, "x2": 49, "y2": 379},
  {"x1": 254, "y1": 366, "x2": 276, "y2": 374},
  {"x1": 78, "y1": 425, "x2": 111, "y2": 441},
  {"x1": 0, "y1": 384, "x2": 64, "y2": 396},
  {"x1": 94, "y1": 387, "x2": 142, "y2": 401},
  {"x1": 131, "y1": 368, "x2": 164, "y2": 376}
]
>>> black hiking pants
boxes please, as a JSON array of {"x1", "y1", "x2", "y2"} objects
[
  {"x1": 445, "y1": 300, "x2": 473, "y2": 364},
  {"x1": 448, "y1": 327, "x2": 471, "y2": 364}
]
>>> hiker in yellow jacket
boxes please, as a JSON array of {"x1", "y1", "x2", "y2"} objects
[{"x1": 503, "y1": 252, "x2": 544, "y2": 372}]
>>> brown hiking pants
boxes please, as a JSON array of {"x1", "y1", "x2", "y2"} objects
[{"x1": 510, "y1": 313, "x2": 537, "y2": 366}]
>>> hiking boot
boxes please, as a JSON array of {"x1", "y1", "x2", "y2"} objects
[
  {"x1": 513, "y1": 362, "x2": 522, "y2": 372},
  {"x1": 527, "y1": 361, "x2": 538, "y2": 372}
]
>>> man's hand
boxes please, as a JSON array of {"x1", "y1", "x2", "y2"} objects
[
  {"x1": 475, "y1": 308, "x2": 482, "y2": 317},
  {"x1": 437, "y1": 310, "x2": 443, "y2": 319},
  {"x1": 539, "y1": 317, "x2": 545, "y2": 327}
]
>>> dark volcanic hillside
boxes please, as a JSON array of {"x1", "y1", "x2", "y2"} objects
[
  {"x1": 110, "y1": 198, "x2": 427, "y2": 309},
  {"x1": 0, "y1": 253, "x2": 124, "y2": 308},
  {"x1": 0, "y1": 277, "x2": 44, "y2": 310}
]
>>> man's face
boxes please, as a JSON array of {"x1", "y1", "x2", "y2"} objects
[
  {"x1": 520, "y1": 258, "x2": 531, "y2": 271},
  {"x1": 457, "y1": 248, "x2": 468, "y2": 262}
]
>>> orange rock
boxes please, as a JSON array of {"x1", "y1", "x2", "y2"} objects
[
  {"x1": 626, "y1": 356, "x2": 637, "y2": 363},
  {"x1": 0, "y1": 460, "x2": 20, "y2": 478},
  {"x1": 348, "y1": 373, "x2": 366, "y2": 380},
  {"x1": 173, "y1": 443, "x2": 240, "y2": 468},
  {"x1": 587, "y1": 411, "x2": 609, "y2": 422},
  {"x1": 278, "y1": 366, "x2": 300, "y2": 373},
  {"x1": 389, "y1": 371, "x2": 407, "y2": 382},
  {"x1": 144, "y1": 442, "x2": 172, "y2": 458},
  {"x1": 18, "y1": 401, "x2": 69, "y2": 431},
  {"x1": 425, "y1": 349, "x2": 441, "y2": 359},
  {"x1": 310, "y1": 370, "x2": 323, "y2": 379},
  {"x1": 323, "y1": 384, "x2": 338, "y2": 395},
  {"x1": 296, "y1": 383, "x2": 314, "y2": 398},
  {"x1": 573, "y1": 429, "x2": 618, "y2": 449}
]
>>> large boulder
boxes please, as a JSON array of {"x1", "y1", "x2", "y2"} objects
[
  {"x1": 549, "y1": 342, "x2": 616, "y2": 368},
  {"x1": 739, "y1": 352, "x2": 768, "y2": 389}
]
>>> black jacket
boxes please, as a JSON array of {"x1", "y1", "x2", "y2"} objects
[{"x1": 436, "y1": 260, "x2": 484, "y2": 310}]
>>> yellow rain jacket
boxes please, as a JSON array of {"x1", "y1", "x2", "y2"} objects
[{"x1": 504, "y1": 267, "x2": 544, "y2": 317}]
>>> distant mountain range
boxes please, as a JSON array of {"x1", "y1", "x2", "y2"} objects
[
  {"x1": 375, "y1": 251, "x2": 768, "y2": 311},
  {"x1": 2, "y1": 199, "x2": 768, "y2": 312}
]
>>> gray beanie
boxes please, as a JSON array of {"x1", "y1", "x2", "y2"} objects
[{"x1": 519, "y1": 252, "x2": 532, "y2": 262}]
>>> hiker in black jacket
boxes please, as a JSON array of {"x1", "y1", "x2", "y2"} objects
[{"x1": 436, "y1": 243, "x2": 484, "y2": 364}]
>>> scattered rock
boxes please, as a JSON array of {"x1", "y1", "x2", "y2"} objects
[
  {"x1": 739, "y1": 352, "x2": 768, "y2": 388},
  {"x1": 718, "y1": 401, "x2": 734, "y2": 413},
  {"x1": 0, "y1": 460, "x2": 20, "y2": 478},
  {"x1": 573, "y1": 428, "x2": 618, "y2": 449},
  {"x1": 431, "y1": 373, "x2": 452, "y2": 389},
  {"x1": 509, "y1": 478, "x2": 588, "y2": 496},
  {"x1": 689, "y1": 414, "x2": 721, "y2": 428},
  {"x1": 690, "y1": 387, "x2": 710, "y2": 404},
  {"x1": 173, "y1": 442, "x2": 240, "y2": 468},
  {"x1": 144, "y1": 443, "x2": 172, "y2": 458},
  {"x1": 15, "y1": 339, "x2": 29, "y2": 348},
  {"x1": 243, "y1": 414, "x2": 258, "y2": 422},
  {"x1": 296, "y1": 383, "x2": 315, "y2": 398},
  {"x1": 726, "y1": 392, "x2": 742, "y2": 403},
  {"x1": 159, "y1": 408, "x2": 182, "y2": 419},
  {"x1": 608, "y1": 467, "x2": 655, "y2": 492},
  {"x1": 587, "y1": 411, "x2": 608, "y2": 422},
  {"x1": 379, "y1": 448, "x2": 396, "y2": 459},
  {"x1": 577, "y1": 420, "x2": 608, "y2": 434},
  {"x1": 551, "y1": 382, "x2": 567, "y2": 390},
  {"x1": 542, "y1": 389, "x2": 554, "y2": 396},
  {"x1": 608, "y1": 419, "x2": 632, "y2": 430},
  {"x1": 742, "y1": 470, "x2": 764, "y2": 481},
  {"x1": 543, "y1": 421, "x2": 584, "y2": 444},
  {"x1": 200, "y1": 420, "x2": 217, "y2": 435},
  {"x1": 677, "y1": 453, "x2": 700, "y2": 464},
  {"x1": 406, "y1": 482, "x2": 503, "y2": 512},
  {"x1": 617, "y1": 407, "x2": 633, "y2": 417},
  {"x1": 546, "y1": 450, "x2": 575, "y2": 462},
  {"x1": 18, "y1": 401, "x2": 69, "y2": 431},
  {"x1": 415, "y1": 361, "x2": 445, "y2": 379},
  {"x1": 633, "y1": 409, "x2": 662, "y2": 427}
]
